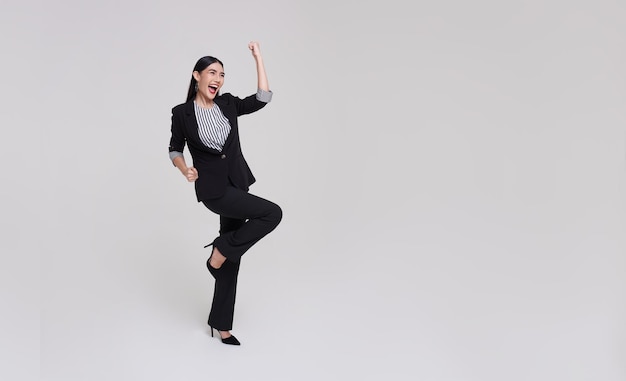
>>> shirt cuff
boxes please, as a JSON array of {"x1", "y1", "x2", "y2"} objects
[
  {"x1": 256, "y1": 88, "x2": 273, "y2": 103},
  {"x1": 169, "y1": 151, "x2": 183, "y2": 162}
]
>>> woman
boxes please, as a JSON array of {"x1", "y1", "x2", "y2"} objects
[{"x1": 168, "y1": 41, "x2": 282, "y2": 346}]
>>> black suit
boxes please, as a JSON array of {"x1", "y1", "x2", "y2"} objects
[{"x1": 169, "y1": 92, "x2": 282, "y2": 331}]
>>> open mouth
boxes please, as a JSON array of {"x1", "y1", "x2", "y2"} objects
[{"x1": 208, "y1": 85, "x2": 218, "y2": 94}]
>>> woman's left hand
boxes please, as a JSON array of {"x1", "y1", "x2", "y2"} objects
[{"x1": 248, "y1": 41, "x2": 262, "y2": 59}]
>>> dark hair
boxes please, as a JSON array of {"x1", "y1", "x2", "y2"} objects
[{"x1": 186, "y1": 56, "x2": 224, "y2": 102}]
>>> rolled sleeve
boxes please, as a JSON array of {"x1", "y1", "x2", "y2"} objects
[
  {"x1": 256, "y1": 88, "x2": 273, "y2": 103},
  {"x1": 169, "y1": 150, "x2": 183, "y2": 163}
]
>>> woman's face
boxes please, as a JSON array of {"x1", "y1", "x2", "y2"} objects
[{"x1": 193, "y1": 62, "x2": 225, "y2": 101}]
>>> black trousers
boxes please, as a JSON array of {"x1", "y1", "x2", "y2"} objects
[{"x1": 202, "y1": 186, "x2": 282, "y2": 331}]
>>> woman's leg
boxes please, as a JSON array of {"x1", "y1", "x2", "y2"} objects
[
  {"x1": 207, "y1": 259, "x2": 241, "y2": 332},
  {"x1": 207, "y1": 217, "x2": 244, "y2": 333},
  {"x1": 203, "y1": 186, "x2": 282, "y2": 265},
  {"x1": 204, "y1": 188, "x2": 281, "y2": 339}
]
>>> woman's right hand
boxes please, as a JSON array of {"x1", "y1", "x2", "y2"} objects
[
  {"x1": 184, "y1": 167, "x2": 199, "y2": 182},
  {"x1": 248, "y1": 41, "x2": 262, "y2": 60}
]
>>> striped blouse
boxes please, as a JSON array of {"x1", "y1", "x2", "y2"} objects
[{"x1": 194, "y1": 102, "x2": 231, "y2": 151}]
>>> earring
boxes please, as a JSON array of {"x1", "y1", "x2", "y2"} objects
[{"x1": 194, "y1": 83, "x2": 198, "y2": 91}]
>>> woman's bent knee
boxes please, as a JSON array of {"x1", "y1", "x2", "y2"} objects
[{"x1": 270, "y1": 203, "x2": 283, "y2": 227}]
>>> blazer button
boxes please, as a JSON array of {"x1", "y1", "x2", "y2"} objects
[{"x1": 221, "y1": 154, "x2": 226, "y2": 159}]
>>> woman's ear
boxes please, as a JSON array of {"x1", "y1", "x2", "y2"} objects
[{"x1": 192, "y1": 71, "x2": 200, "y2": 82}]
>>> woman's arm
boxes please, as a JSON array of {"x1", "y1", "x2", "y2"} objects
[
  {"x1": 248, "y1": 41, "x2": 269, "y2": 92},
  {"x1": 169, "y1": 107, "x2": 198, "y2": 182},
  {"x1": 232, "y1": 42, "x2": 272, "y2": 116}
]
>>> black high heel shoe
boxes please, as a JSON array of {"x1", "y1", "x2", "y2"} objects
[
  {"x1": 205, "y1": 242, "x2": 227, "y2": 274},
  {"x1": 206, "y1": 257, "x2": 219, "y2": 278},
  {"x1": 206, "y1": 244, "x2": 225, "y2": 278},
  {"x1": 210, "y1": 326, "x2": 241, "y2": 346}
]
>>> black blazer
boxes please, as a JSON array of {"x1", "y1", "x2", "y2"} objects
[{"x1": 169, "y1": 93, "x2": 268, "y2": 201}]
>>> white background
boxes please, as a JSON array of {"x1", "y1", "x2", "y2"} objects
[{"x1": 1, "y1": 0, "x2": 625, "y2": 380}]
